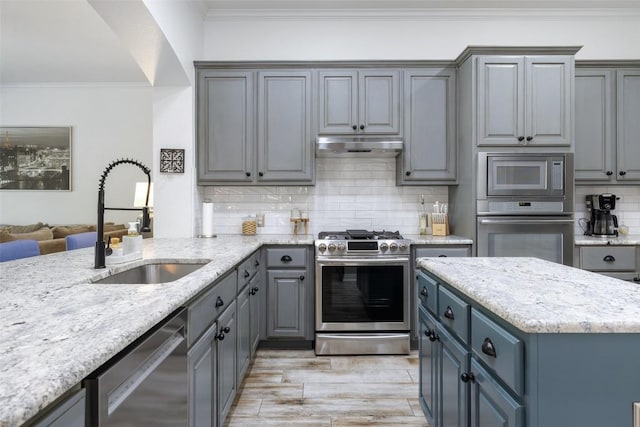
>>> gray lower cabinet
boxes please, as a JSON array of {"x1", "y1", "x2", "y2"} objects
[
  {"x1": 578, "y1": 245, "x2": 640, "y2": 282},
  {"x1": 196, "y1": 67, "x2": 314, "y2": 185},
  {"x1": 248, "y1": 273, "x2": 262, "y2": 354},
  {"x1": 31, "y1": 389, "x2": 85, "y2": 427},
  {"x1": 236, "y1": 284, "x2": 251, "y2": 383},
  {"x1": 188, "y1": 323, "x2": 217, "y2": 427},
  {"x1": 475, "y1": 55, "x2": 573, "y2": 147},
  {"x1": 216, "y1": 301, "x2": 237, "y2": 427},
  {"x1": 470, "y1": 358, "x2": 524, "y2": 427},
  {"x1": 318, "y1": 69, "x2": 401, "y2": 135},
  {"x1": 575, "y1": 65, "x2": 640, "y2": 182},
  {"x1": 398, "y1": 68, "x2": 457, "y2": 184}
]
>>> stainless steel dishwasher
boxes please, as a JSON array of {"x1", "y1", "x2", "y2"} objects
[{"x1": 84, "y1": 308, "x2": 188, "y2": 426}]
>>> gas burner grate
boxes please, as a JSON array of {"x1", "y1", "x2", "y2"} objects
[{"x1": 318, "y1": 230, "x2": 404, "y2": 240}]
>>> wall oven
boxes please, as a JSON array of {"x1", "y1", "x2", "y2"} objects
[
  {"x1": 476, "y1": 152, "x2": 574, "y2": 265},
  {"x1": 315, "y1": 230, "x2": 410, "y2": 355}
]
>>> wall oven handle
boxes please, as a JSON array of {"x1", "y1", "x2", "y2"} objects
[
  {"x1": 478, "y1": 219, "x2": 575, "y2": 225},
  {"x1": 316, "y1": 258, "x2": 409, "y2": 265}
]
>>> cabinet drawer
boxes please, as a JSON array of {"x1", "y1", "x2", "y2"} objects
[
  {"x1": 238, "y1": 250, "x2": 261, "y2": 286},
  {"x1": 266, "y1": 247, "x2": 307, "y2": 268},
  {"x1": 415, "y1": 246, "x2": 471, "y2": 258},
  {"x1": 437, "y1": 286, "x2": 470, "y2": 344},
  {"x1": 471, "y1": 309, "x2": 523, "y2": 396},
  {"x1": 417, "y1": 271, "x2": 438, "y2": 314},
  {"x1": 580, "y1": 246, "x2": 637, "y2": 271},
  {"x1": 188, "y1": 270, "x2": 237, "y2": 346}
]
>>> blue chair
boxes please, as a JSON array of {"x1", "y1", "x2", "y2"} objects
[
  {"x1": 0, "y1": 240, "x2": 41, "y2": 262},
  {"x1": 66, "y1": 231, "x2": 97, "y2": 250}
]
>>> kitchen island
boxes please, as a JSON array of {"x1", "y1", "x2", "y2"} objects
[{"x1": 417, "y1": 257, "x2": 640, "y2": 427}]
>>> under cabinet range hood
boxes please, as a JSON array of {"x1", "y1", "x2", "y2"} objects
[{"x1": 316, "y1": 136, "x2": 403, "y2": 157}]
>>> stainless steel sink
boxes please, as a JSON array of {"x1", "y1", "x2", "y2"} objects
[{"x1": 93, "y1": 262, "x2": 207, "y2": 284}]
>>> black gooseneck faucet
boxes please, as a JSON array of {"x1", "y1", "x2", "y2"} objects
[{"x1": 95, "y1": 158, "x2": 152, "y2": 269}]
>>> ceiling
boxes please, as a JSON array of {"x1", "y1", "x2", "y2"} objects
[{"x1": 1, "y1": 0, "x2": 638, "y2": 85}]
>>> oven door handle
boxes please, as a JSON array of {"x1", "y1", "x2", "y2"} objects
[
  {"x1": 478, "y1": 219, "x2": 575, "y2": 225},
  {"x1": 316, "y1": 258, "x2": 409, "y2": 265}
]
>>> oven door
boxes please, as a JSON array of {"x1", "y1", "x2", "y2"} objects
[
  {"x1": 477, "y1": 216, "x2": 574, "y2": 265},
  {"x1": 315, "y1": 257, "x2": 410, "y2": 331}
]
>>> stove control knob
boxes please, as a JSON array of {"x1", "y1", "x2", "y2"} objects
[
  {"x1": 390, "y1": 242, "x2": 399, "y2": 251},
  {"x1": 379, "y1": 242, "x2": 389, "y2": 251},
  {"x1": 318, "y1": 243, "x2": 327, "y2": 253},
  {"x1": 399, "y1": 243, "x2": 408, "y2": 252},
  {"x1": 337, "y1": 243, "x2": 346, "y2": 252},
  {"x1": 328, "y1": 243, "x2": 337, "y2": 252}
]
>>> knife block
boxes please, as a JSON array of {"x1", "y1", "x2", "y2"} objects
[{"x1": 432, "y1": 215, "x2": 449, "y2": 236}]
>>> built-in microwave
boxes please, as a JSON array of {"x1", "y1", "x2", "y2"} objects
[{"x1": 477, "y1": 152, "x2": 574, "y2": 215}]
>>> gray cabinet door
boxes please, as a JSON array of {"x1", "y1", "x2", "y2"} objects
[
  {"x1": 477, "y1": 55, "x2": 572, "y2": 147},
  {"x1": 33, "y1": 389, "x2": 85, "y2": 427},
  {"x1": 267, "y1": 269, "x2": 306, "y2": 338},
  {"x1": 616, "y1": 69, "x2": 640, "y2": 181},
  {"x1": 439, "y1": 326, "x2": 470, "y2": 427},
  {"x1": 318, "y1": 70, "x2": 401, "y2": 135},
  {"x1": 477, "y1": 56, "x2": 524, "y2": 146},
  {"x1": 249, "y1": 274, "x2": 261, "y2": 355},
  {"x1": 188, "y1": 324, "x2": 217, "y2": 427},
  {"x1": 216, "y1": 302, "x2": 236, "y2": 427},
  {"x1": 257, "y1": 71, "x2": 313, "y2": 182},
  {"x1": 236, "y1": 285, "x2": 251, "y2": 384},
  {"x1": 470, "y1": 358, "x2": 524, "y2": 427},
  {"x1": 359, "y1": 70, "x2": 401, "y2": 134},
  {"x1": 197, "y1": 71, "x2": 254, "y2": 182},
  {"x1": 400, "y1": 68, "x2": 456, "y2": 183},
  {"x1": 419, "y1": 306, "x2": 439, "y2": 426},
  {"x1": 525, "y1": 56, "x2": 573, "y2": 146},
  {"x1": 318, "y1": 70, "x2": 358, "y2": 134},
  {"x1": 575, "y1": 69, "x2": 615, "y2": 181}
]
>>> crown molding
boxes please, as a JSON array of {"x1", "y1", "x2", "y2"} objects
[{"x1": 206, "y1": 7, "x2": 640, "y2": 21}]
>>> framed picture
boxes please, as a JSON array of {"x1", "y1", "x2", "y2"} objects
[{"x1": 0, "y1": 126, "x2": 72, "y2": 191}]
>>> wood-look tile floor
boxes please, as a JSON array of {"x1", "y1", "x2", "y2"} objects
[{"x1": 224, "y1": 349, "x2": 429, "y2": 427}]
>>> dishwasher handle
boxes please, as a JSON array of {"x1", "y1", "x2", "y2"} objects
[
  {"x1": 107, "y1": 326, "x2": 185, "y2": 416},
  {"x1": 478, "y1": 219, "x2": 575, "y2": 225}
]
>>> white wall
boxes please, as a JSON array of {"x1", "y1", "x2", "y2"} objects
[
  {"x1": 0, "y1": 84, "x2": 153, "y2": 226},
  {"x1": 204, "y1": 15, "x2": 640, "y2": 60}
]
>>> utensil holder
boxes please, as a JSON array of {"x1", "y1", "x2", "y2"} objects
[
  {"x1": 432, "y1": 215, "x2": 449, "y2": 236},
  {"x1": 290, "y1": 218, "x2": 308, "y2": 236}
]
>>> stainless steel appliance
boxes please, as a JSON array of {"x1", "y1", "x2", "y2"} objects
[
  {"x1": 85, "y1": 308, "x2": 188, "y2": 426},
  {"x1": 315, "y1": 229, "x2": 410, "y2": 355},
  {"x1": 476, "y1": 153, "x2": 574, "y2": 265},
  {"x1": 584, "y1": 193, "x2": 619, "y2": 237}
]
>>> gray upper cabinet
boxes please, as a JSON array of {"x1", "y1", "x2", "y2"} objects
[
  {"x1": 398, "y1": 68, "x2": 456, "y2": 184},
  {"x1": 197, "y1": 70, "x2": 254, "y2": 183},
  {"x1": 477, "y1": 55, "x2": 573, "y2": 147},
  {"x1": 575, "y1": 65, "x2": 640, "y2": 183},
  {"x1": 196, "y1": 67, "x2": 314, "y2": 185},
  {"x1": 318, "y1": 69, "x2": 401, "y2": 135},
  {"x1": 257, "y1": 71, "x2": 313, "y2": 182},
  {"x1": 616, "y1": 69, "x2": 640, "y2": 181}
]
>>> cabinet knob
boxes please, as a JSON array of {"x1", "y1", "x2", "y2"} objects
[
  {"x1": 352, "y1": 125, "x2": 357, "y2": 130},
  {"x1": 518, "y1": 136, "x2": 525, "y2": 142},
  {"x1": 460, "y1": 372, "x2": 476, "y2": 383},
  {"x1": 359, "y1": 124, "x2": 365, "y2": 130},
  {"x1": 444, "y1": 305, "x2": 455, "y2": 320},
  {"x1": 255, "y1": 260, "x2": 260, "y2": 267},
  {"x1": 405, "y1": 171, "x2": 411, "y2": 176},
  {"x1": 619, "y1": 171, "x2": 627, "y2": 176},
  {"x1": 481, "y1": 337, "x2": 497, "y2": 357},
  {"x1": 420, "y1": 287, "x2": 428, "y2": 297},
  {"x1": 258, "y1": 171, "x2": 264, "y2": 177},
  {"x1": 215, "y1": 296, "x2": 224, "y2": 308},
  {"x1": 245, "y1": 172, "x2": 251, "y2": 177},
  {"x1": 633, "y1": 277, "x2": 640, "y2": 283},
  {"x1": 215, "y1": 326, "x2": 231, "y2": 341},
  {"x1": 251, "y1": 286, "x2": 259, "y2": 295},
  {"x1": 299, "y1": 275, "x2": 305, "y2": 281},
  {"x1": 438, "y1": 255, "x2": 447, "y2": 257},
  {"x1": 244, "y1": 270, "x2": 250, "y2": 278},
  {"x1": 606, "y1": 171, "x2": 613, "y2": 176},
  {"x1": 281, "y1": 255, "x2": 292, "y2": 262},
  {"x1": 526, "y1": 136, "x2": 533, "y2": 142},
  {"x1": 603, "y1": 255, "x2": 616, "y2": 263},
  {"x1": 425, "y1": 327, "x2": 439, "y2": 342}
]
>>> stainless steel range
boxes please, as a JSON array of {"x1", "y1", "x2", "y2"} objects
[{"x1": 315, "y1": 229, "x2": 410, "y2": 355}]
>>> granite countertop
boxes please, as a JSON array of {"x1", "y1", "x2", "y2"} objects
[
  {"x1": 575, "y1": 234, "x2": 640, "y2": 245},
  {"x1": 0, "y1": 235, "x2": 311, "y2": 427},
  {"x1": 417, "y1": 257, "x2": 640, "y2": 334}
]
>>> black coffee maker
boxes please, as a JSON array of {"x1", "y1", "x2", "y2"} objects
[{"x1": 585, "y1": 194, "x2": 619, "y2": 237}]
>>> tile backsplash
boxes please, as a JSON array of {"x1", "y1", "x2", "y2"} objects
[
  {"x1": 197, "y1": 157, "x2": 448, "y2": 236},
  {"x1": 574, "y1": 185, "x2": 640, "y2": 236}
]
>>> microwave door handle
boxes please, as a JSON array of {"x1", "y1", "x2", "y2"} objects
[{"x1": 479, "y1": 219, "x2": 575, "y2": 225}]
